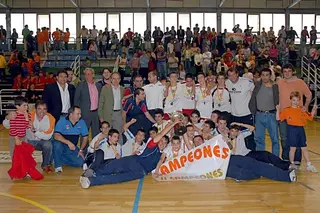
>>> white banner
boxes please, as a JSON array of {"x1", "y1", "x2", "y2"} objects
[
  {"x1": 152, "y1": 135, "x2": 231, "y2": 181},
  {"x1": 225, "y1": 33, "x2": 245, "y2": 43}
]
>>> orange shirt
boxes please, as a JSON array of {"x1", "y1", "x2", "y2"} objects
[
  {"x1": 64, "y1": 31, "x2": 70, "y2": 42},
  {"x1": 52, "y1": 31, "x2": 61, "y2": 41},
  {"x1": 36, "y1": 76, "x2": 46, "y2": 89},
  {"x1": 34, "y1": 56, "x2": 41, "y2": 63},
  {"x1": 43, "y1": 30, "x2": 49, "y2": 41},
  {"x1": 37, "y1": 31, "x2": 45, "y2": 44},
  {"x1": 280, "y1": 107, "x2": 313, "y2": 126},
  {"x1": 277, "y1": 77, "x2": 312, "y2": 111}
]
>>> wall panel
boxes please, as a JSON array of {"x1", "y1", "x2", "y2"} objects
[
  {"x1": 30, "y1": 0, "x2": 47, "y2": 8},
  {"x1": 199, "y1": 0, "x2": 217, "y2": 7},
  {"x1": 48, "y1": 0, "x2": 64, "y2": 8},
  {"x1": 183, "y1": 0, "x2": 200, "y2": 7},
  {"x1": 150, "y1": 0, "x2": 166, "y2": 7},
  {"x1": 266, "y1": 1, "x2": 283, "y2": 8},
  {"x1": 12, "y1": 0, "x2": 30, "y2": 8},
  {"x1": 299, "y1": 0, "x2": 316, "y2": 8},
  {"x1": 132, "y1": 0, "x2": 146, "y2": 7},
  {"x1": 80, "y1": 0, "x2": 97, "y2": 8},
  {"x1": 222, "y1": 0, "x2": 234, "y2": 8},
  {"x1": 250, "y1": 0, "x2": 266, "y2": 8},
  {"x1": 115, "y1": 0, "x2": 132, "y2": 7},
  {"x1": 98, "y1": 0, "x2": 115, "y2": 7},
  {"x1": 233, "y1": 0, "x2": 249, "y2": 8},
  {"x1": 166, "y1": 0, "x2": 183, "y2": 7}
]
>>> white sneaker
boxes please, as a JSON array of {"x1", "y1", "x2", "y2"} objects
[
  {"x1": 83, "y1": 163, "x2": 88, "y2": 171},
  {"x1": 80, "y1": 176, "x2": 90, "y2": 189},
  {"x1": 306, "y1": 164, "x2": 318, "y2": 173},
  {"x1": 55, "y1": 167, "x2": 63, "y2": 173},
  {"x1": 289, "y1": 170, "x2": 297, "y2": 182}
]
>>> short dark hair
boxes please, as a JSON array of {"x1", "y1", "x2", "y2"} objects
[
  {"x1": 191, "y1": 109, "x2": 201, "y2": 118},
  {"x1": 204, "y1": 120, "x2": 215, "y2": 130},
  {"x1": 149, "y1": 126, "x2": 158, "y2": 134},
  {"x1": 169, "y1": 72, "x2": 177, "y2": 77},
  {"x1": 163, "y1": 135, "x2": 170, "y2": 143},
  {"x1": 261, "y1": 68, "x2": 272, "y2": 75},
  {"x1": 154, "y1": 108, "x2": 164, "y2": 117},
  {"x1": 212, "y1": 110, "x2": 221, "y2": 116},
  {"x1": 282, "y1": 63, "x2": 295, "y2": 74},
  {"x1": 193, "y1": 135, "x2": 204, "y2": 142},
  {"x1": 134, "y1": 88, "x2": 144, "y2": 97},
  {"x1": 136, "y1": 128, "x2": 146, "y2": 135},
  {"x1": 108, "y1": 128, "x2": 120, "y2": 136},
  {"x1": 35, "y1": 100, "x2": 46, "y2": 109},
  {"x1": 134, "y1": 75, "x2": 143, "y2": 81},
  {"x1": 172, "y1": 135, "x2": 181, "y2": 142},
  {"x1": 229, "y1": 125, "x2": 240, "y2": 131},
  {"x1": 56, "y1": 70, "x2": 68, "y2": 77},
  {"x1": 14, "y1": 96, "x2": 28, "y2": 106},
  {"x1": 185, "y1": 73, "x2": 193, "y2": 80},
  {"x1": 197, "y1": 72, "x2": 206, "y2": 78},
  {"x1": 217, "y1": 115, "x2": 227, "y2": 122},
  {"x1": 227, "y1": 67, "x2": 238, "y2": 74},
  {"x1": 186, "y1": 124, "x2": 194, "y2": 129},
  {"x1": 102, "y1": 68, "x2": 111, "y2": 73},
  {"x1": 68, "y1": 106, "x2": 80, "y2": 114},
  {"x1": 101, "y1": 121, "x2": 110, "y2": 128}
]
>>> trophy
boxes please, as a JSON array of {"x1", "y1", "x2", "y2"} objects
[
  {"x1": 169, "y1": 111, "x2": 185, "y2": 122},
  {"x1": 169, "y1": 111, "x2": 186, "y2": 136}
]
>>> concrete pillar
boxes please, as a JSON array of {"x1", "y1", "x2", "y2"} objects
[
  {"x1": 217, "y1": 9, "x2": 222, "y2": 32},
  {"x1": 76, "y1": 7, "x2": 80, "y2": 50},
  {"x1": 6, "y1": 9, "x2": 11, "y2": 51},
  {"x1": 147, "y1": 7, "x2": 151, "y2": 29}
]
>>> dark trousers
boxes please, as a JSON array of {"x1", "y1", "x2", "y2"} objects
[
  {"x1": 246, "y1": 151, "x2": 290, "y2": 170},
  {"x1": 226, "y1": 155, "x2": 291, "y2": 182},
  {"x1": 118, "y1": 67, "x2": 125, "y2": 86},
  {"x1": 232, "y1": 114, "x2": 255, "y2": 150},
  {"x1": 279, "y1": 120, "x2": 301, "y2": 163},
  {"x1": 139, "y1": 67, "x2": 149, "y2": 84},
  {"x1": 85, "y1": 150, "x2": 114, "y2": 171},
  {"x1": 89, "y1": 156, "x2": 146, "y2": 186},
  {"x1": 0, "y1": 68, "x2": 5, "y2": 80}
]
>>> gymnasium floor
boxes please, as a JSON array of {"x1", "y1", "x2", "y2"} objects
[{"x1": 0, "y1": 123, "x2": 319, "y2": 213}]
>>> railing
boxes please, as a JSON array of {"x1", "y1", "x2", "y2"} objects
[
  {"x1": 71, "y1": 55, "x2": 81, "y2": 78},
  {"x1": 0, "y1": 89, "x2": 44, "y2": 115}
]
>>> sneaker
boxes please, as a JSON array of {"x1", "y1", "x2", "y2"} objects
[
  {"x1": 83, "y1": 163, "x2": 88, "y2": 171},
  {"x1": 289, "y1": 164, "x2": 299, "y2": 171},
  {"x1": 306, "y1": 164, "x2": 318, "y2": 173},
  {"x1": 43, "y1": 166, "x2": 53, "y2": 174},
  {"x1": 55, "y1": 167, "x2": 63, "y2": 173},
  {"x1": 289, "y1": 170, "x2": 297, "y2": 182},
  {"x1": 82, "y1": 168, "x2": 94, "y2": 178},
  {"x1": 80, "y1": 176, "x2": 90, "y2": 189}
]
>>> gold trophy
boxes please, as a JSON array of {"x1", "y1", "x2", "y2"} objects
[
  {"x1": 169, "y1": 111, "x2": 185, "y2": 122},
  {"x1": 169, "y1": 111, "x2": 186, "y2": 136}
]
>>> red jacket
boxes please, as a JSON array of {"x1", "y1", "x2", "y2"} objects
[{"x1": 8, "y1": 142, "x2": 44, "y2": 180}]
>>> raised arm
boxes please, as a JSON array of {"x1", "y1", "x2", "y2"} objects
[
  {"x1": 231, "y1": 122, "x2": 255, "y2": 132},
  {"x1": 153, "y1": 119, "x2": 180, "y2": 143}
]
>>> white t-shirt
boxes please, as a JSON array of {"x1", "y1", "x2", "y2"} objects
[
  {"x1": 226, "y1": 77, "x2": 254, "y2": 117},
  {"x1": 164, "y1": 83, "x2": 183, "y2": 113},
  {"x1": 231, "y1": 129, "x2": 252, "y2": 156},
  {"x1": 87, "y1": 133, "x2": 107, "y2": 153},
  {"x1": 163, "y1": 145, "x2": 184, "y2": 161},
  {"x1": 179, "y1": 83, "x2": 195, "y2": 110},
  {"x1": 143, "y1": 82, "x2": 165, "y2": 110},
  {"x1": 122, "y1": 129, "x2": 146, "y2": 157},
  {"x1": 212, "y1": 87, "x2": 231, "y2": 113},
  {"x1": 153, "y1": 120, "x2": 170, "y2": 133},
  {"x1": 89, "y1": 135, "x2": 122, "y2": 160},
  {"x1": 195, "y1": 85, "x2": 213, "y2": 118}
]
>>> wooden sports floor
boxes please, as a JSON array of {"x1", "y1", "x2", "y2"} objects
[{"x1": 0, "y1": 123, "x2": 320, "y2": 213}]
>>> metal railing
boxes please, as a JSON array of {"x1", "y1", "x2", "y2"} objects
[
  {"x1": 0, "y1": 89, "x2": 44, "y2": 115},
  {"x1": 71, "y1": 55, "x2": 81, "y2": 78}
]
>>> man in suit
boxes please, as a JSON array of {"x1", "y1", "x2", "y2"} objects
[
  {"x1": 98, "y1": 72, "x2": 124, "y2": 144},
  {"x1": 74, "y1": 68, "x2": 100, "y2": 138},
  {"x1": 43, "y1": 70, "x2": 75, "y2": 123}
]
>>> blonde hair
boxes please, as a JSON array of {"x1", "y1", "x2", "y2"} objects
[
  {"x1": 84, "y1": 68, "x2": 95, "y2": 76},
  {"x1": 290, "y1": 91, "x2": 301, "y2": 100}
]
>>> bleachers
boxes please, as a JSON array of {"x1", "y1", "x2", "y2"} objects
[{"x1": 43, "y1": 50, "x2": 94, "y2": 68}]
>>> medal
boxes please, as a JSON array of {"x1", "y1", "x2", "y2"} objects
[{"x1": 218, "y1": 103, "x2": 221, "y2": 107}]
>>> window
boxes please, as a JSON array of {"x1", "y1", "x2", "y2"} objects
[
  {"x1": 108, "y1": 14, "x2": 120, "y2": 32},
  {"x1": 94, "y1": 13, "x2": 107, "y2": 31},
  {"x1": 165, "y1": 13, "x2": 177, "y2": 30},
  {"x1": 134, "y1": 13, "x2": 146, "y2": 36},
  {"x1": 151, "y1": 13, "x2": 164, "y2": 31},
  {"x1": 316, "y1": 15, "x2": 320, "y2": 33},
  {"x1": 290, "y1": 14, "x2": 302, "y2": 37},
  {"x1": 120, "y1": 13, "x2": 133, "y2": 37},
  {"x1": 191, "y1": 13, "x2": 203, "y2": 29},
  {"x1": 23, "y1": 14, "x2": 37, "y2": 32},
  {"x1": 234, "y1": 13, "x2": 247, "y2": 31},
  {"x1": 81, "y1": 13, "x2": 93, "y2": 30},
  {"x1": 50, "y1": 13, "x2": 63, "y2": 33},
  {"x1": 221, "y1": 13, "x2": 233, "y2": 32},
  {"x1": 0, "y1": 14, "x2": 6, "y2": 29},
  {"x1": 12, "y1": 14, "x2": 24, "y2": 36},
  {"x1": 178, "y1": 14, "x2": 190, "y2": 29},
  {"x1": 38, "y1": 15, "x2": 50, "y2": 31},
  {"x1": 64, "y1": 13, "x2": 76, "y2": 42},
  {"x1": 204, "y1": 13, "x2": 217, "y2": 30},
  {"x1": 248, "y1": 15, "x2": 259, "y2": 32},
  {"x1": 260, "y1": 14, "x2": 272, "y2": 31},
  {"x1": 273, "y1": 14, "x2": 285, "y2": 34},
  {"x1": 303, "y1": 14, "x2": 315, "y2": 32}
]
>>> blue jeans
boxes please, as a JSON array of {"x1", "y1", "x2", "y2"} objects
[
  {"x1": 28, "y1": 139, "x2": 52, "y2": 168},
  {"x1": 52, "y1": 140, "x2": 84, "y2": 169},
  {"x1": 255, "y1": 112, "x2": 280, "y2": 156},
  {"x1": 226, "y1": 155, "x2": 291, "y2": 182},
  {"x1": 157, "y1": 62, "x2": 167, "y2": 79},
  {"x1": 279, "y1": 121, "x2": 302, "y2": 162},
  {"x1": 89, "y1": 156, "x2": 146, "y2": 186}
]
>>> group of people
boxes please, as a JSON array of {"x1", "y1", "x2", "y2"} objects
[{"x1": 3, "y1": 57, "x2": 318, "y2": 189}]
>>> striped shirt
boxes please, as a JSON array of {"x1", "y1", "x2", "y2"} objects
[{"x1": 9, "y1": 112, "x2": 29, "y2": 138}]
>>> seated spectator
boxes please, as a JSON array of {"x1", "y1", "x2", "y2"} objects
[
  {"x1": 12, "y1": 73, "x2": 22, "y2": 89},
  {"x1": 35, "y1": 71, "x2": 46, "y2": 89},
  {"x1": 25, "y1": 84, "x2": 41, "y2": 103}
]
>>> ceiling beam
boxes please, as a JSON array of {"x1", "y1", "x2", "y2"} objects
[
  {"x1": 0, "y1": 1, "x2": 9, "y2": 8},
  {"x1": 70, "y1": 0, "x2": 79, "y2": 8},
  {"x1": 287, "y1": 0, "x2": 301, "y2": 8},
  {"x1": 219, "y1": 0, "x2": 226, "y2": 7}
]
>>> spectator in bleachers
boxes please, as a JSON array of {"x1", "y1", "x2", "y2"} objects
[
  {"x1": 26, "y1": 31, "x2": 35, "y2": 58},
  {"x1": 45, "y1": 72, "x2": 56, "y2": 85},
  {"x1": 96, "y1": 68, "x2": 111, "y2": 93},
  {"x1": 0, "y1": 52, "x2": 6, "y2": 82},
  {"x1": 12, "y1": 73, "x2": 22, "y2": 89},
  {"x1": 79, "y1": 25, "x2": 89, "y2": 50},
  {"x1": 11, "y1": 28, "x2": 18, "y2": 50},
  {"x1": 64, "y1": 28, "x2": 70, "y2": 50},
  {"x1": 22, "y1": 25, "x2": 30, "y2": 51},
  {"x1": 37, "y1": 29, "x2": 45, "y2": 58},
  {"x1": 98, "y1": 31, "x2": 107, "y2": 58},
  {"x1": 26, "y1": 84, "x2": 41, "y2": 103},
  {"x1": 36, "y1": 71, "x2": 46, "y2": 89}
]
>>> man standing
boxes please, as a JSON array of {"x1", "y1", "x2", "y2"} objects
[
  {"x1": 143, "y1": 71, "x2": 165, "y2": 117},
  {"x1": 226, "y1": 68, "x2": 255, "y2": 150},
  {"x1": 22, "y1": 25, "x2": 30, "y2": 51},
  {"x1": 98, "y1": 72, "x2": 124, "y2": 144},
  {"x1": 123, "y1": 75, "x2": 144, "y2": 103},
  {"x1": 74, "y1": 68, "x2": 100, "y2": 138},
  {"x1": 177, "y1": 26, "x2": 185, "y2": 44},
  {"x1": 53, "y1": 106, "x2": 88, "y2": 172},
  {"x1": 143, "y1": 27, "x2": 151, "y2": 50},
  {"x1": 249, "y1": 68, "x2": 279, "y2": 156},
  {"x1": 277, "y1": 64, "x2": 312, "y2": 164},
  {"x1": 43, "y1": 70, "x2": 75, "y2": 123}
]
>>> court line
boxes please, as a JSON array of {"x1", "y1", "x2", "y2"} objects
[
  {"x1": 0, "y1": 192, "x2": 56, "y2": 213},
  {"x1": 309, "y1": 150, "x2": 320, "y2": 156},
  {"x1": 132, "y1": 177, "x2": 145, "y2": 213},
  {"x1": 298, "y1": 182, "x2": 315, "y2": 191}
]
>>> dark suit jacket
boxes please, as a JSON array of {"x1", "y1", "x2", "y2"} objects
[{"x1": 43, "y1": 82, "x2": 75, "y2": 123}]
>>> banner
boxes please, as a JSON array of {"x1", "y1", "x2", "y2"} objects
[
  {"x1": 224, "y1": 33, "x2": 245, "y2": 43},
  {"x1": 152, "y1": 135, "x2": 231, "y2": 181}
]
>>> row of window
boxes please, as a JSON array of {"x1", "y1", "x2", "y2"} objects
[{"x1": 0, "y1": 12, "x2": 319, "y2": 42}]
